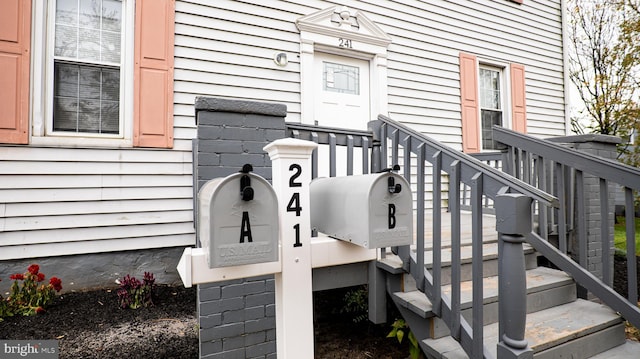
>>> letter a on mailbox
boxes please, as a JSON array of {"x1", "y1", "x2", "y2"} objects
[{"x1": 198, "y1": 169, "x2": 279, "y2": 268}]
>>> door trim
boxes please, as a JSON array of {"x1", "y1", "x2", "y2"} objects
[{"x1": 297, "y1": 6, "x2": 391, "y2": 129}]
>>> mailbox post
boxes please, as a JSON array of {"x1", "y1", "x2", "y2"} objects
[{"x1": 264, "y1": 138, "x2": 318, "y2": 359}]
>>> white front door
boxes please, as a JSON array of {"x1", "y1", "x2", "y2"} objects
[{"x1": 313, "y1": 53, "x2": 370, "y2": 131}]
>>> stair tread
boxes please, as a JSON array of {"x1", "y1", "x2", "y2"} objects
[
  {"x1": 423, "y1": 299, "x2": 623, "y2": 358},
  {"x1": 441, "y1": 266, "x2": 572, "y2": 309},
  {"x1": 393, "y1": 266, "x2": 573, "y2": 318},
  {"x1": 379, "y1": 241, "x2": 535, "y2": 272},
  {"x1": 589, "y1": 340, "x2": 640, "y2": 358},
  {"x1": 422, "y1": 242, "x2": 535, "y2": 268},
  {"x1": 392, "y1": 290, "x2": 434, "y2": 318}
]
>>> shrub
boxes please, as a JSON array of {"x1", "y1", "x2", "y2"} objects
[
  {"x1": 116, "y1": 272, "x2": 155, "y2": 309},
  {"x1": 340, "y1": 286, "x2": 369, "y2": 323},
  {"x1": 0, "y1": 264, "x2": 63, "y2": 320}
]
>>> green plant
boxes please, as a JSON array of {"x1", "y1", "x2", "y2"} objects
[
  {"x1": 116, "y1": 272, "x2": 155, "y2": 309},
  {"x1": 0, "y1": 264, "x2": 63, "y2": 320},
  {"x1": 614, "y1": 215, "x2": 640, "y2": 256},
  {"x1": 340, "y1": 286, "x2": 368, "y2": 323},
  {"x1": 387, "y1": 318, "x2": 422, "y2": 359}
]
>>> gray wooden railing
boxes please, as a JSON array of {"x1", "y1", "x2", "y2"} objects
[
  {"x1": 285, "y1": 122, "x2": 373, "y2": 178},
  {"x1": 285, "y1": 118, "x2": 640, "y2": 358},
  {"x1": 371, "y1": 115, "x2": 560, "y2": 358},
  {"x1": 493, "y1": 127, "x2": 640, "y2": 328},
  {"x1": 464, "y1": 152, "x2": 504, "y2": 213}
]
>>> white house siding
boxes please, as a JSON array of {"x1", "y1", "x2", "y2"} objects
[
  {"x1": 1, "y1": 0, "x2": 567, "y2": 260},
  {"x1": 173, "y1": 0, "x2": 566, "y2": 143},
  {"x1": 173, "y1": 0, "x2": 306, "y2": 124},
  {"x1": 172, "y1": 0, "x2": 566, "y2": 208},
  {"x1": 0, "y1": 145, "x2": 195, "y2": 260}
]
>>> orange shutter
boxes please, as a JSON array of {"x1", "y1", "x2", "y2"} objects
[
  {"x1": 134, "y1": 0, "x2": 175, "y2": 148},
  {"x1": 459, "y1": 53, "x2": 480, "y2": 153},
  {"x1": 0, "y1": 0, "x2": 30, "y2": 144},
  {"x1": 510, "y1": 63, "x2": 527, "y2": 134}
]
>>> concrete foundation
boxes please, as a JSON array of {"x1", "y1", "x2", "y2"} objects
[{"x1": 0, "y1": 247, "x2": 185, "y2": 294}]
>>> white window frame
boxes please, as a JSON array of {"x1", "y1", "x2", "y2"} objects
[
  {"x1": 478, "y1": 61, "x2": 511, "y2": 151},
  {"x1": 30, "y1": 0, "x2": 135, "y2": 148}
]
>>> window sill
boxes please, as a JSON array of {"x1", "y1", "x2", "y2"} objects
[{"x1": 30, "y1": 136, "x2": 133, "y2": 149}]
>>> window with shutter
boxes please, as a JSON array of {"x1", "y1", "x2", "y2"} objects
[
  {"x1": 26, "y1": 0, "x2": 174, "y2": 148},
  {"x1": 459, "y1": 52, "x2": 527, "y2": 152}
]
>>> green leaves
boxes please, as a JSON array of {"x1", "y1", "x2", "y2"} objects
[{"x1": 387, "y1": 319, "x2": 423, "y2": 359}]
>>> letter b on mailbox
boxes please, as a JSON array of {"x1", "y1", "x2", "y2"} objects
[{"x1": 198, "y1": 168, "x2": 279, "y2": 268}]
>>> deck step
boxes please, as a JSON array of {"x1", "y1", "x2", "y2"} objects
[
  {"x1": 421, "y1": 242, "x2": 537, "y2": 285},
  {"x1": 422, "y1": 299, "x2": 625, "y2": 359},
  {"x1": 378, "y1": 241, "x2": 538, "y2": 288},
  {"x1": 589, "y1": 340, "x2": 640, "y2": 358},
  {"x1": 392, "y1": 266, "x2": 575, "y2": 325}
]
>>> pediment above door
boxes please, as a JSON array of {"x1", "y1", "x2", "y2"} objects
[{"x1": 296, "y1": 6, "x2": 391, "y2": 48}]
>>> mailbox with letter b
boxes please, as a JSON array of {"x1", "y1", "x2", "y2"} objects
[
  {"x1": 198, "y1": 165, "x2": 279, "y2": 268},
  {"x1": 310, "y1": 172, "x2": 413, "y2": 249}
]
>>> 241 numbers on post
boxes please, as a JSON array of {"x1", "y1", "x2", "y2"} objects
[{"x1": 288, "y1": 164, "x2": 303, "y2": 247}]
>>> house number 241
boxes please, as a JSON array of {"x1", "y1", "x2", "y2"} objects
[
  {"x1": 338, "y1": 38, "x2": 353, "y2": 48},
  {"x1": 287, "y1": 164, "x2": 303, "y2": 247}
]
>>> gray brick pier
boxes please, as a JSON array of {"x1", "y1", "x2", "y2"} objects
[{"x1": 194, "y1": 97, "x2": 285, "y2": 359}]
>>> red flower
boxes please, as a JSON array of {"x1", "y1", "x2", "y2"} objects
[
  {"x1": 28, "y1": 264, "x2": 40, "y2": 275},
  {"x1": 10, "y1": 273, "x2": 24, "y2": 280},
  {"x1": 35, "y1": 307, "x2": 45, "y2": 314},
  {"x1": 49, "y1": 277, "x2": 62, "y2": 292},
  {"x1": 36, "y1": 273, "x2": 45, "y2": 282}
]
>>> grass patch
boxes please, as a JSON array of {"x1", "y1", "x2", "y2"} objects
[{"x1": 614, "y1": 216, "x2": 640, "y2": 256}]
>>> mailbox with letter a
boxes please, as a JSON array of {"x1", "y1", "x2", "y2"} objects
[
  {"x1": 310, "y1": 172, "x2": 413, "y2": 249},
  {"x1": 198, "y1": 166, "x2": 279, "y2": 268}
]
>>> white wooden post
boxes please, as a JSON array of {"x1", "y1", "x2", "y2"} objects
[{"x1": 264, "y1": 138, "x2": 318, "y2": 359}]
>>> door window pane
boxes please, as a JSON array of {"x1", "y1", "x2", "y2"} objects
[{"x1": 324, "y1": 62, "x2": 359, "y2": 95}]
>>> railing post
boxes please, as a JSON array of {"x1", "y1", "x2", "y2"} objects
[
  {"x1": 496, "y1": 193, "x2": 533, "y2": 359},
  {"x1": 368, "y1": 120, "x2": 382, "y2": 173}
]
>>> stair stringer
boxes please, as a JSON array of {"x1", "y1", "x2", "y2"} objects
[{"x1": 387, "y1": 265, "x2": 493, "y2": 359}]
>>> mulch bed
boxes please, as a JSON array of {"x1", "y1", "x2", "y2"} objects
[
  {"x1": 0, "y1": 284, "x2": 408, "y2": 358},
  {"x1": 0, "y1": 285, "x2": 199, "y2": 359},
  {"x1": 0, "y1": 255, "x2": 637, "y2": 358}
]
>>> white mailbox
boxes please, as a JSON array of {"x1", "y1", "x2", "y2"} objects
[
  {"x1": 199, "y1": 167, "x2": 279, "y2": 268},
  {"x1": 310, "y1": 172, "x2": 413, "y2": 249}
]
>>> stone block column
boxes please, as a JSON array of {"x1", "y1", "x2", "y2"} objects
[{"x1": 194, "y1": 97, "x2": 286, "y2": 359}]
